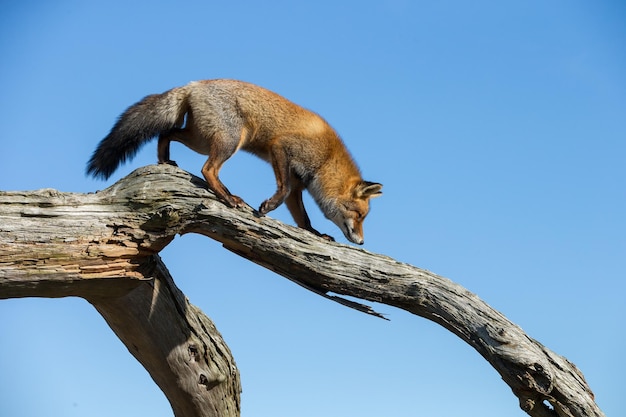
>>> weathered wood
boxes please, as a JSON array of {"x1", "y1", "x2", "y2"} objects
[
  {"x1": 0, "y1": 176, "x2": 241, "y2": 417},
  {"x1": 0, "y1": 164, "x2": 604, "y2": 417},
  {"x1": 91, "y1": 255, "x2": 241, "y2": 417}
]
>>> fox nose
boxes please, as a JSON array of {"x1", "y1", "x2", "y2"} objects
[
  {"x1": 353, "y1": 236, "x2": 364, "y2": 245},
  {"x1": 341, "y1": 221, "x2": 364, "y2": 245},
  {"x1": 345, "y1": 232, "x2": 363, "y2": 245}
]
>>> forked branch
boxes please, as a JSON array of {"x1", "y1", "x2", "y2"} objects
[{"x1": 0, "y1": 165, "x2": 604, "y2": 417}]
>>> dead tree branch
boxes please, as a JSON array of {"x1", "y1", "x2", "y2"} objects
[{"x1": 0, "y1": 164, "x2": 604, "y2": 417}]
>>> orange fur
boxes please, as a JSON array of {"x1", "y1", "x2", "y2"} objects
[{"x1": 87, "y1": 79, "x2": 382, "y2": 244}]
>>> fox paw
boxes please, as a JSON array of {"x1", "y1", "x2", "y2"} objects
[
  {"x1": 319, "y1": 233, "x2": 335, "y2": 242},
  {"x1": 258, "y1": 199, "x2": 277, "y2": 215},
  {"x1": 228, "y1": 195, "x2": 246, "y2": 208},
  {"x1": 159, "y1": 160, "x2": 178, "y2": 167}
]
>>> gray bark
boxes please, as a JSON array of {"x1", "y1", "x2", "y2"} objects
[{"x1": 0, "y1": 164, "x2": 604, "y2": 417}]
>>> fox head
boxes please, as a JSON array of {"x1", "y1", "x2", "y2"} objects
[{"x1": 325, "y1": 181, "x2": 383, "y2": 245}]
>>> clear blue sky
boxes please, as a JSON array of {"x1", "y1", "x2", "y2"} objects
[{"x1": 1, "y1": 1, "x2": 623, "y2": 416}]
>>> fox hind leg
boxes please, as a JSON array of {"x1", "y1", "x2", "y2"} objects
[
  {"x1": 200, "y1": 132, "x2": 246, "y2": 208},
  {"x1": 157, "y1": 133, "x2": 178, "y2": 166},
  {"x1": 160, "y1": 117, "x2": 246, "y2": 209},
  {"x1": 201, "y1": 159, "x2": 245, "y2": 207},
  {"x1": 157, "y1": 109, "x2": 189, "y2": 166}
]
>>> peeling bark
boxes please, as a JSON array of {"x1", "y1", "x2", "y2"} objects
[{"x1": 0, "y1": 164, "x2": 605, "y2": 417}]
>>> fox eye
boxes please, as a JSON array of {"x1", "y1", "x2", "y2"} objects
[{"x1": 342, "y1": 203, "x2": 364, "y2": 220}]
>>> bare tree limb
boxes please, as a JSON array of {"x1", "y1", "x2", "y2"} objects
[
  {"x1": 0, "y1": 164, "x2": 604, "y2": 417},
  {"x1": 0, "y1": 175, "x2": 241, "y2": 417}
]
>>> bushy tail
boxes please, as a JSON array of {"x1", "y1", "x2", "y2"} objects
[{"x1": 86, "y1": 87, "x2": 188, "y2": 179}]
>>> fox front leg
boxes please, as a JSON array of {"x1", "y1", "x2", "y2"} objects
[
  {"x1": 283, "y1": 181, "x2": 335, "y2": 242},
  {"x1": 259, "y1": 145, "x2": 291, "y2": 215}
]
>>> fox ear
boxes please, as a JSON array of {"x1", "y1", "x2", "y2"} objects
[{"x1": 355, "y1": 181, "x2": 383, "y2": 199}]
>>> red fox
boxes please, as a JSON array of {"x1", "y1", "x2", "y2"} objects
[{"x1": 87, "y1": 79, "x2": 382, "y2": 244}]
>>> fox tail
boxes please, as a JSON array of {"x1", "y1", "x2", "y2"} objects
[{"x1": 86, "y1": 87, "x2": 188, "y2": 179}]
